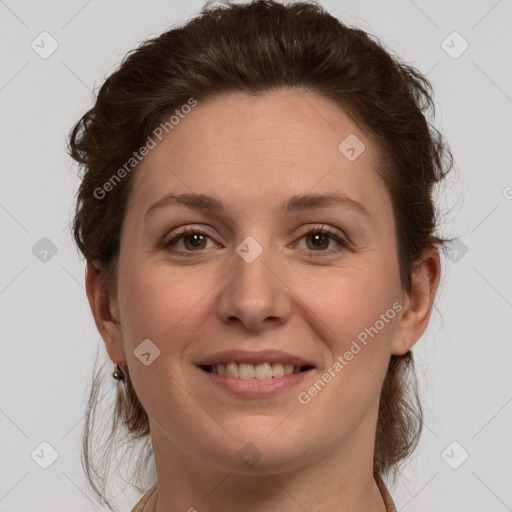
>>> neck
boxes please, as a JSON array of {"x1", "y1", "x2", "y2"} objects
[{"x1": 145, "y1": 424, "x2": 388, "y2": 512}]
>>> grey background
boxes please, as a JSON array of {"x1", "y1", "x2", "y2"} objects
[{"x1": 1, "y1": 0, "x2": 511, "y2": 510}]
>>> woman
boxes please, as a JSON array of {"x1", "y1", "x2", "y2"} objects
[{"x1": 68, "y1": 1, "x2": 453, "y2": 510}]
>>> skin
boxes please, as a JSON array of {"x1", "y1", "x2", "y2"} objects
[{"x1": 87, "y1": 88, "x2": 440, "y2": 512}]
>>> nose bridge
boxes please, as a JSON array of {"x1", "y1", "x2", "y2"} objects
[{"x1": 217, "y1": 233, "x2": 290, "y2": 329}]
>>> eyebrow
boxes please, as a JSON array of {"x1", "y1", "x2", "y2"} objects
[{"x1": 143, "y1": 192, "x2": 370, "y2": 221}]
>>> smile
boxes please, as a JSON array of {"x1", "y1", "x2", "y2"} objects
[{"x1": 201, "y1": 362, "x2": 315, "y2": 379}]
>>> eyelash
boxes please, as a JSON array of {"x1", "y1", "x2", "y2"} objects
[{"x1": 162, "y1": 225, "x2": 350, "y2": 258}]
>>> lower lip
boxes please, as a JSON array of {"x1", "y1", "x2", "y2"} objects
[{"x1": 198, "y1": 367, "x2": 313, "y2": 398}]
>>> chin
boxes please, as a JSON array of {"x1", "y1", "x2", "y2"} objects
[{"x1": 217, "y1": 422, "x2": 312, "y2": 472}]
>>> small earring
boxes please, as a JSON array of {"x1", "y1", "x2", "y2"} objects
[{"x1": 113, "y1": 362, "x2": 125, "y2": 381}]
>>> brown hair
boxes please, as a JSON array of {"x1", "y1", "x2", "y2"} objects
[{"x1": 68, "y1": 0, "x2": 453, "y2": 508}]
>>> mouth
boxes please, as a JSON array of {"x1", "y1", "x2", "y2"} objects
[{"x1": 200, "y1": 362, "x2": 315, "y2": 379}]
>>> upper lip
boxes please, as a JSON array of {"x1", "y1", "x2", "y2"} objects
[{"x1": 196, "y1": 349, "x2": 316, "y2": 368}]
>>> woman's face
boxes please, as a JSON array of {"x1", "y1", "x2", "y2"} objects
[{"x1": 107, "y1": 88, "x2": 415, "y2": 473}]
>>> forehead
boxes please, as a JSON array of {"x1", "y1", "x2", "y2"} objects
[{"x1": 126, "y1": 88, "x2": 389, "y2": 222}]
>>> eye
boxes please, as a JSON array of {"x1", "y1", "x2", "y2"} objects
[
  {"x1": 163, "y1": 227, "x2": 217, "y2": 255},
  {"x1": 162, "y1": 224, "x2": 350, "y2": 257},
  {"x1": 293, "y1": 225, "x2": 350, "y2": 257}
]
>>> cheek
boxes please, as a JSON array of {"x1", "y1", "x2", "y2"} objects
[
  {"x1": 304, "y1": 266, "x2": 400, "y2": 348},
  {"x1": 117, "y1": 263, "x2": 205, "y2": 347},
  {"x1": 297, "y1": 271, "x2": 401, "y2": 423},
  {"x1": 117, "y1": 258, "x2": 239, "y2": 374},
  {"x1": 116, "y1": 264, "x2": 207, "y2": 409},
  {"x1": 314, "y1": 273, "x2": 401, "y2": 396}
]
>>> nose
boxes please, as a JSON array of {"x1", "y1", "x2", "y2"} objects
[{"x1": 216, "y1": 238, "x2": 292, "y2": 332}]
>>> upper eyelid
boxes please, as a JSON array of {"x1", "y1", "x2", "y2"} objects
[{"x1": 166, "y1": 223, "x2": 345, "y2": 238}]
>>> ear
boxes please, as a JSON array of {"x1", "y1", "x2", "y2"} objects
[
  {"x1": 391, "y1": 247, "x2": 441, "y2": 356},
  {"x1": 85, "y1": 261, "x2": 126, "y2": 364}
]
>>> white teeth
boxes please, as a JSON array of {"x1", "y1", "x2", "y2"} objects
[
  {"x1": 207, "y1": 361, "x2": 305, "y2": 379},
  {"x1": 254, "y1": 363, "x2": 272, "y2": 379},
  {"x1": 271, "y1": 362, "x2": 285, "y2": 377},
  {"x1": 226, "y1": 362, "x2": 239, "y2": 378},
  {"x1": 283, "y1": 363, "x2": 294, "y2": 375},
  {"x1": 239, "y1": 363, "x2": 255, "y2": 379}
]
